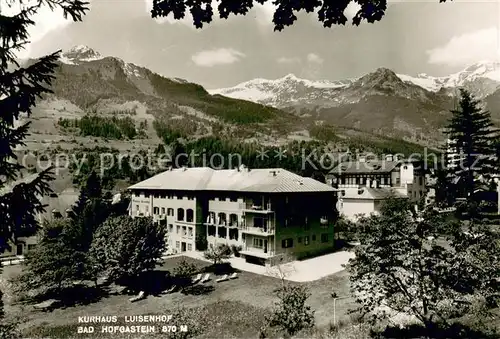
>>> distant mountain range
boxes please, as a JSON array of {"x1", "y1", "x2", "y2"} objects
[
  {"x1": 210, "y1": 61, "x2": 500, "y2": 104},
  {"x1": 21, "y1": 45, "x2": 300, "y2": 148},
  {"x1": 210, "y1": 62, "x2": 500, "y2": 142},
  {"x1": 21, "y1": 45, "x2": 500, "y2": 152}
]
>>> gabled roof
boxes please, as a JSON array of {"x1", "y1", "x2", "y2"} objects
[
  {"x1": 330, "y1": 160, "x2": 402, "y2": 175},
  {"x1": 40, "y1": 190, "x2": 80, "y2": 218},
  {"x1": 339, "y1": 187, "x2": 407, "y2": 200},
  {"x1": 0, "y1": 173, "x2": 40, "y2": 196},
  {"x1": 128, "y1": 167, "x2": 335, "y2": 193}
]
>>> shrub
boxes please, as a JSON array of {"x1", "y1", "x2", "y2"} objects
[
  {"x1": 173, "y1": 260, "x2": 198, "y2": 289},
  {"x1": 230, "y1": 244, "x2": 242, "y2": 257},
  {"x1": 203, "y1": 244, "x2": 231, "y2": 265},
  {"x1": 267, "y1": 284, "x2": 315, "y2": 336}
]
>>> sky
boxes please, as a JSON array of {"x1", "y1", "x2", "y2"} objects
[{"x1": 8, "y1": 0, "x2": 500, "y2": 89}]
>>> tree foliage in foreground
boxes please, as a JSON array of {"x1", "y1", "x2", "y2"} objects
[
  {"x1": 267, "y1": 284, "x2": 315, "y2": 336},
  {"x1": 89, "y1": 216, "x2": 167, "y2": 283},
  {"x1": 16, "y1": 219, "x2": 90, "y2": 292},
  {"x1": 17, "y1": 173, "x2": 118, "y2": 294},
  {"x1": 0, "y1": 0, "x2": 88, "y2": 336},
  {"x1": 347, "y1": 198, "x2": 500, "y2": 331},
  {"x1": 151, "y1": 0, "x2": 449, "y2": 31},
  {"x1": 0, "y1": 0, "x2": 86, "y2": 254}
]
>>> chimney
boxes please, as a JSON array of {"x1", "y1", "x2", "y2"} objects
[
  {"x1": 385, "y1": 154, "x2": 393, "y2": 162},
  {"x1": 270, "y1": 170, "x2": 277, "y2": 177}
]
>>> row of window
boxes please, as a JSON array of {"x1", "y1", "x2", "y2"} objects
[
  {"x1": 283, "y1": 216, "x2": 329, "y2": 229},
  {"x1": 175, "y1": 241, "x2": 193, "y2": 251},
  {"x1": 141, "y1": 192, "x2": 195, "y2": 200},
  {"x1": 213, "y1": 196, "x2": 239, "y2": 202},
  {"x1": 139, "y1": 192, "x2": 245, "y2": 203},
  {"x1": 138, "y1": 205, "x2": 195, "y2": 222},
  {"x1": 207, "y1": 212, "x2": 240, "y2": 226},
  {"x1": 168, "y1": 224, "x2": 194, "y2": 237},
  {"x1": 339, "y1": 176, "x2": 393, "y2": 186},
  {"x1": 282, "y1": 233, "x2": 330, "y2": 248},
  {"x1": 339, "y1": 174, "x2": 425, "y2": 187},
  {"x1": 207, "y1": 226, "x2": 239, "y2": 240}
]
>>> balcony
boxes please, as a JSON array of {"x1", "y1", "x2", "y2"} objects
[
  {"x1": 240, "y1": 246, "x2": 274, "y2": 258},
  {"x1": 242, "y1": 203, "x2": 273, "y2": 214},
  {"x1": 134, "y1": 212, "x2": 151, "y2": 217},
  {"x1": 241, "y1": 226, "x2": 274, "y2": 236},
  {"x1": 204, "y1": 216, "x2": 240, "y2": 228}
]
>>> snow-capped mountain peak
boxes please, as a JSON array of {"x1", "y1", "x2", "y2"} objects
[
  {"x1": 60, "y1": 45, "x2": 103, "y2": 64},
  {"x1": 398, "y1": 60, "x2": 500, "y2": 94},
  {"x1": 209, "y1": 60, "x2": 500, "y2": 110},
  {"x1": 208, "y1": 73, "x2": 354, "y2": 106},
  {"x1": 283, "y1": 73, "x2": 299, "y2": 80}
]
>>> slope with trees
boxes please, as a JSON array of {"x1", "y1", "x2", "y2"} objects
[{"x1": 58, "y1": 113, "x2": 144, "y2": 140}]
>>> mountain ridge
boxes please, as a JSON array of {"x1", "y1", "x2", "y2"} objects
[
  {"x1": 208, "y1": 62, "x2": 500, "y2": 143},
  {"x1": 210, "y1": 61, "x2": 500, "y2": 98},
  {"x1": 21, "y1": 45, "x2": 492, "y2": 152}
]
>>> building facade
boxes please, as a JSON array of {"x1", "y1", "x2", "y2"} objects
[
  {"x1": 327, "y1": 154, "x2": 426, "y2": 221},
  {"x1": 446, "y1": 138, "x2": 465, "y2": 170},
  {"x1": 128, "y1": 166, "x2": 337, "y2": 266}
]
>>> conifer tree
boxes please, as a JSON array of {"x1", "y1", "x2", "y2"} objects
[
  {"x1": 68, "y1": 171, "x2": 110, "y2": 252},
  {"x1": 0, "y1": 0, "x2": 89, "y2": 249},
  {"x1": 444, "y1": 89, "x2": 500, "y2": 199},
  {"x1": 0, "y1": 1, "x2": 88, "y2": 333}
]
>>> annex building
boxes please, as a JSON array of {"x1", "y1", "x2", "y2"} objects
[{"x1": 327, "y1": 154, "x2": 427, "y2": 221}]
